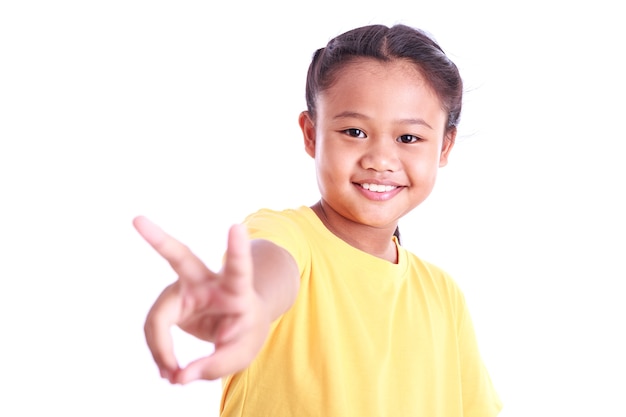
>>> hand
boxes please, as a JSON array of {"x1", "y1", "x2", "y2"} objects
[{"x1": 133, "y1": 216, "x2": 271, "y2": 384}]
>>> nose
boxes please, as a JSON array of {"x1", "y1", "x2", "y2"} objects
[{"x1": 360, "y1": 137, "x2": 401, "y2": 172}]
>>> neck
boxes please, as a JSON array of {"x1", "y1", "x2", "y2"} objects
[{"x1": 311, "y1": 201, "x2": 398, "y2": 263}]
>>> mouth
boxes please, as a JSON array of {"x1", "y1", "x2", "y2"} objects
[{"x1": 358, "y1": 183, "x2": 399, "y2": 193}]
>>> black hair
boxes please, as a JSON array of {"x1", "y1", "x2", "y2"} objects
[{"x1": 305, "y1": 24, "x2": 462, "y2": 132}]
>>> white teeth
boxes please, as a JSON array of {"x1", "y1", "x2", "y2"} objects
[{"x1": 361, "y1": 183, "x2": 396, "y2": 192}]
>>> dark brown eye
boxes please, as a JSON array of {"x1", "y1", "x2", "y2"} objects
[
  {"x1": 344, "y1": 128, "x2": 366, "y2": 138},
  {"x1": 397, "y1": 134, "x2": 420, "y2": 144}
]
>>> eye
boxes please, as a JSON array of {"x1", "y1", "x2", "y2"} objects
[
  {"x1": 343, "y1": 128, "x2": 367, "y2": 138},
  {"x1": 397, "y1": 134, "x2": 421, "y2": 144}
]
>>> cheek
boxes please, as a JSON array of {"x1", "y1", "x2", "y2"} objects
[
  {"x1": 316, "y1": 150, "x2": 350, "y2": 189},
  {"x1": 406, "y1": 155, "x2": 442, "y2": 181},
  {"x1": 316, "y1": 141, "x2": 345, "y2": 169}
]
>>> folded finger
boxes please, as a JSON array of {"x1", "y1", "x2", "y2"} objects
[
  {"x1": 144, "y1": 284, "x2": 182, "y2": 378},
  {"x1": 176, "y1": 343, "x2": 252, "y2": 384}
]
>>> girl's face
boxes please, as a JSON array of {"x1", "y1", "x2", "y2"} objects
[{"x1": 299, "y1": 58, "x2": 454, "y2": 236}]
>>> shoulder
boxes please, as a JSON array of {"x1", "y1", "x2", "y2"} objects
[
  {"x1": 243, "y1": 206, "x2": 320, "y2": 244},
  {"x1": 244, "y1": 206, "x2": 312, "y2": 232},
  {"x1": 403, "y1": 249, "x2": 468, "y2": 310},
  {"x1": 405, "y1": 250, "x2": 458, "y2": 288}
]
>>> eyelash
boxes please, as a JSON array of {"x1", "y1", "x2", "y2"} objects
[{"x1": 342, "y1": 129, "x2": 422, "y2": 144}]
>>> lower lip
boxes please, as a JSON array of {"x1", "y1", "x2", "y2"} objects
[{"x1": 354, "y1": 184, "x2": 403, "y2": 201}]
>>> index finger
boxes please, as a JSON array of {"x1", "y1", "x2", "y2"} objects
[{"x1": 133, "y1": 216, "x2": 210, "y2": 284}]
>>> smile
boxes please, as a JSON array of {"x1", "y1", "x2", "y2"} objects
[{"x1": 360, "y1": 183, "x2": 398, "y2": 193}]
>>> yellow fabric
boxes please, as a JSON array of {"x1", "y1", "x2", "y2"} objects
[{"x1": 221, "y1": 206, "x2": 501, "y2": 417}]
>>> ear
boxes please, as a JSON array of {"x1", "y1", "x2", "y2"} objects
[
  {"x1": 438, "y1": 128, "x2": 456, "y2": 167},
  {"x1": 299, "y1": 111, "x2": 316, "y2": 158}
]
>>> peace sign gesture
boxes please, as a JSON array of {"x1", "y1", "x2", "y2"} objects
[{"x1": 133, "y1": 216, "x2": 277, "y2": 384}]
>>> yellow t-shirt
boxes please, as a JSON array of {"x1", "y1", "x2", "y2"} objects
[{"x1": 221, "y1": 206, "x2": 501, "y2": 417}]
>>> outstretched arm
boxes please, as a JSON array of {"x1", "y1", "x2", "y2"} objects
[{"x1": 133, "y1": 216, "x2": 299, "y2": 384}]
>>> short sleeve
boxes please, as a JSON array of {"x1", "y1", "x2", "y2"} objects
[{"x1": 242, "y1": 208, "x2": 311, "y2": 278}]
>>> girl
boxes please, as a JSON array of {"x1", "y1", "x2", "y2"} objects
[{"x1": 134, "y1": 23, "x2": 502, "y2": 416}]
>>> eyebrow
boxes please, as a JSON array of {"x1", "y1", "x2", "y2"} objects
[{"x1": 332, "y1": 111, "x2": 434, "y2": 130}]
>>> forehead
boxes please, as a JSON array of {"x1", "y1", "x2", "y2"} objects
[
  {"x1": 320, "y1": 58, "x2": 439, "y2": 101},
  {"x1": 317, "y1": 58, "x2": 444, "y2": 121}
]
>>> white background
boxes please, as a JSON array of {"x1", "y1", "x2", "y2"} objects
[{"x1": 1, "y1": 1, "x2": 624, "y2": 416}]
